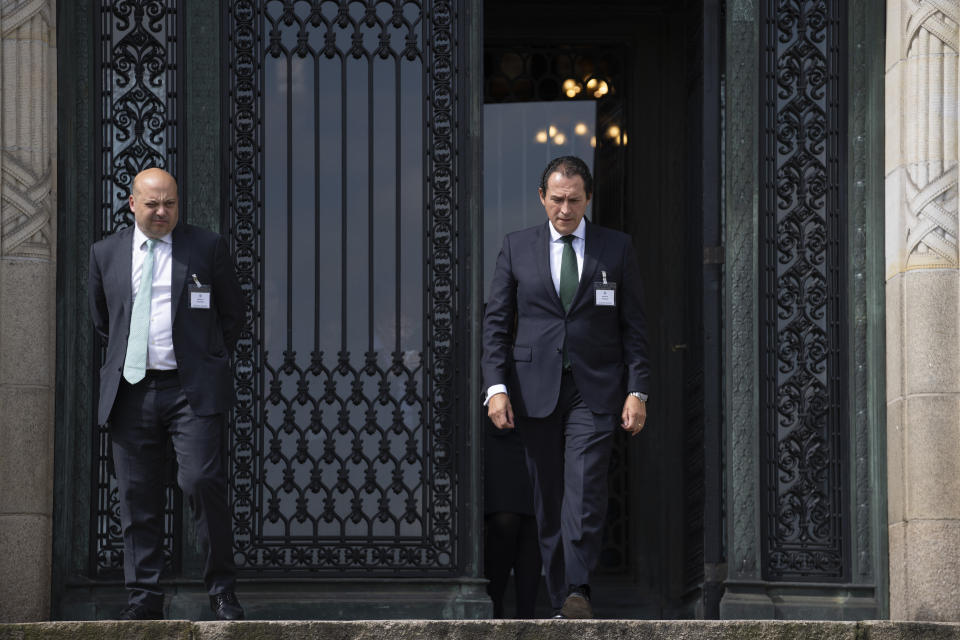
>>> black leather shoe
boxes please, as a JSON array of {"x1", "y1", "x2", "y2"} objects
[
  {"x1": 560, "y1": 585, "x2": 594, "y2": 619},
  {"x1": 210, "y1": 591, "x2": 245, "y2": 620},
  {"x1": 117, "y1": 603, "x2": 163, "y2": 620}
]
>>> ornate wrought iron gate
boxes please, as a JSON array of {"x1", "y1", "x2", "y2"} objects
[
  {"x1": 88, "y1": 0, "x2": 471, "y2": 580},
  {"x1": 758, "y1": 0, "x2": 850, "y2": 581},
  {"x1": 224, "y1": 0, "x2": 467, "y2": 575}
]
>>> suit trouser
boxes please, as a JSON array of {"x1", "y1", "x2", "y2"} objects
[
  {"x1": 110, "y1": 371, "x2": 236, "y2": 609},
  {"x1": 517, "y1": 371, "x2": 617, "y2": 611}
]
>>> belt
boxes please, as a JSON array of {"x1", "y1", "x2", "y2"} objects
[{"x1": 144, "y1": 369, "x2": 178, "y2": 379}]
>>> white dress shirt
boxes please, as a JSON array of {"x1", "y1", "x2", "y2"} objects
[
  {"x1": 548, "y1": 217, "x2": 586, "y2": 293},
  {"x1": 484, "y1": 219, "x2": 586, "y2": 404},
  {"x1": 131, "y1": 225, "x2": 178, "y2": 370}
]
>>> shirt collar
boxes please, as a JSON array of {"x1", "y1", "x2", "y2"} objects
[
  {"x1": 549, "y1": 217, "x2": 587, "y2": 242},
  {"x1": 133, "y1": 224, "x2": 172, "y2": 249}
]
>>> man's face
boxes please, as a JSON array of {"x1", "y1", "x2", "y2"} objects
[
  {"x1": 129, "y1": 170, "x2": 179, "y2": 239},
  {"x1": 539, "y1": 171, "x2": 590, "y2": 236}
]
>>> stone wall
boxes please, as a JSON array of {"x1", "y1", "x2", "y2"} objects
[
  {"x1": 886, "y1": 0, "x2": 960, "y2": 622},
  {"x1": 0, "y1": 0, "x2": 57, "y2": 622}
]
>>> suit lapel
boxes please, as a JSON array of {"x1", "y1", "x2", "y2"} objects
[
  {"x1": 536, "y1": 222, "x2": 565, "y2": 313},
  {"x1": 170, "y1": 225, "x2": 189, "y2": 323},
  {"x1": 571, "y1": 220, "x2": 603, "y2": 311},
  {"x1": 115, "y1": 227, "x2": 135, "y2": 312}
]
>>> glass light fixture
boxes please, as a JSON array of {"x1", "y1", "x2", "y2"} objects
[{"x1": 562, "y1": 78, "x2": 582, "y2": 98}]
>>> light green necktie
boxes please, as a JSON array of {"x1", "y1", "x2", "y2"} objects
[
  {"x1": 559, "y1": 235, "x2": 577, "y2": 369},
  {"x1": 123, "y1": 238, "x2": 157, "y2": 384}
]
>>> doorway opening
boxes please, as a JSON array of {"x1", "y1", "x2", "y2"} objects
[{"x1": 482, "y1": 0, "x2": 724, "y2": 619}]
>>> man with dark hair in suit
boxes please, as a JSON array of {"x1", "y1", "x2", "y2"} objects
[
  {"x1": 89, "y1": 168, "x2": 245, "y2": 621},
  {"x1": 482, "y1": 155, "x2": 649, "y2": 619}
]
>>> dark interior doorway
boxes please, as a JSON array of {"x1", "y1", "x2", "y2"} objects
[{"x1": 482, "y1": 0, "x2": 724, "y2": 619}]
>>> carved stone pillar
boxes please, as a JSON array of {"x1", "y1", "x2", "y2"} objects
[
  {"x1": 886, "y1": 0, "x2": 960, "y2": 622},
  {"x1": 0, "y1": 0, "x2": 57, "y2": 622}
]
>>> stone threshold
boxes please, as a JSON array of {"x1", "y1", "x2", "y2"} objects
[{"x1": 2, "y1": 620, "x2": 960, "y2": 640}]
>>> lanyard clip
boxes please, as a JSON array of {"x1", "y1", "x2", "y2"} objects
[
  {"x1": 601, "y1": 270, "x2": 608, "y2": 285},
  {"x1": 191, "y1": 273, "x2": 202, "y2": 287}
]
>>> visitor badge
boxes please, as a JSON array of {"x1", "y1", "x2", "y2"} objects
[
  {"x1": 188, "y1": 273, "x2": 211, "y2": 309},
  {"x1": 595, "y1": 270, "x2": 616, "y2": 306}
]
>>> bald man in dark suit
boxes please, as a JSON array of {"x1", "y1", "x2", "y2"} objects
[{"x1": 89, "y1": 168, "x2": 245, "y2": 621}]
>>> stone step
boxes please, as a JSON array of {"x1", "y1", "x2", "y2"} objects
[{"x1": 2, "y1": 620, "x2": 960, "y2": 640}]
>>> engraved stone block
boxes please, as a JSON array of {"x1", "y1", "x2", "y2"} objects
[
  {"x1": 902, "y1": 519, "x2": 960, "y2": 621},
  {"x1": 887, "y1": 398, "x2": 905, "y2": 525},
  {"x1": 902, "y1": 269, "x2": 960, "y2": 395},
  {"x1": 885, "y1": 273, "x2": 903, "y2": 398},
  {"x1": 904, "y1": 394, "x2": 960, "y2": 520},
  {"x1": 888, "y1": 521, "x2": 908, "y2": 620},
  {"x1": 0, "y1": 259, "x2": 53, "y2": 387},
  {"x1": 0, "y1": 515, "x2": 51, "y2": 622},
  {"x1": 0, "y1": 386, "x2": 53, "y2": 515}
]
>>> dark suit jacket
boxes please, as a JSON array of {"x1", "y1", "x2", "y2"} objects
[
  {"x1": 89, "y1": 223, "x2": 244, "y2": 426},
  {"x1": 482, "y1": 220, "x2": 649, "y2": 418}
]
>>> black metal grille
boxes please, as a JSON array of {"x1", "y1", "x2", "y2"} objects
[
  {"x1": 92, "y1": 0, "x2": 183, "y2": 577},
  {"x1": 225, "y1": 0, "x2": 460, "y2": 574},
  {"x1": 759, "y1": 0, "x2": 849, "y2": 581}
]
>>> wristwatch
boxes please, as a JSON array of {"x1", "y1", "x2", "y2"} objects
[{"x1": 629, "y1": 391, "x2": 648, "y2": 402}]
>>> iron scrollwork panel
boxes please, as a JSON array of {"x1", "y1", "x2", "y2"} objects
[
  {"x1": 226, "y1": 0, "x2": 460, "y2": 574},
  {"x1": 93, "y1": 0, "x2": 182, "y2": 576},
  {"x1": 759, "y1": 0, "x2": 849, "y2": 581}
]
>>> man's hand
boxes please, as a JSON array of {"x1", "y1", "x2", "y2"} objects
[
  {"x1": 487, "y1": 392, "x2": 515, "y2": 430},
  {"x1": 621, "y1": 395, "x2": 646, "y2": 435}
]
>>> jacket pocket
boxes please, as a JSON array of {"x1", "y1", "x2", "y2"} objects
[{"x1": 512, "y1": 345, "x2": 532, "y2": 362}]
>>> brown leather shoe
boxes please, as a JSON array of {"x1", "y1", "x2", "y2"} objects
[{"x1": 560, "y1": 592, "x2": 594, "y2": 619}]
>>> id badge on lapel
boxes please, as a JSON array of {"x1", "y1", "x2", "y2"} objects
[
  {"x1": 188, "y1": 273, "x2": 212, "y2": 310},
  {"x1": 595, "y1": 270, "x2": 616, "y2": 307}
]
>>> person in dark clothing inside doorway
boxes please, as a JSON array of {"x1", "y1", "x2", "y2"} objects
[{"x1": 484, "y1": 420, "x2": 541, "y2": 618}]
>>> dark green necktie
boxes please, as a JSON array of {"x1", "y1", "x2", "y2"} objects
[
  {"x1": 559, "y1": 235, "x2": 577, "y2": 312},
  {"x1": 559, "y1": 235, "x2": 577, "y2": 369}
]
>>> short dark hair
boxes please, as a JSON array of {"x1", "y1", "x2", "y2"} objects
[{"x1": 539, "y1": 156, "x2": 593, "y2": 198}]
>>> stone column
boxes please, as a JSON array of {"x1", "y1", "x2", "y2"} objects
[
  {"x1": 0, "y1": 0, "x2": 57, "y2": 622},
  {"x1": 886, "y1": 0, "x2": 960, "y2": 622}
]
